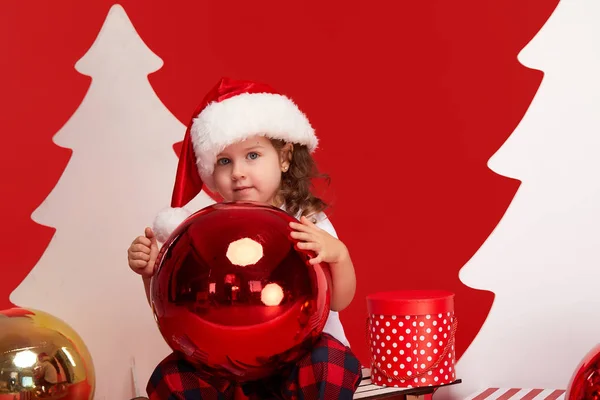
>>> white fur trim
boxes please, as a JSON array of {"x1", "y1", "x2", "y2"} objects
[
  {"x1": 190, "y1": 92, "x2": 317, "y2": 185},
  {"x1": 153, "y1": 207, "x2": 192, "y2": 242}
]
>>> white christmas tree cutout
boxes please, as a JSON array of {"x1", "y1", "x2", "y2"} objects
[
  {"x1": 446, "y1": 1, "x2": 600, "y2": 398},
  {"x1": 10, "y1": 5, "x2": 212, "y2": 399}
]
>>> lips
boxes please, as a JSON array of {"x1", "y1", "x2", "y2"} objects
[{"x1": 234, "y1": 187, "x2": 252, "y2": 192}]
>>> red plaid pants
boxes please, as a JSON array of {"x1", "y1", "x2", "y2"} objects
[{"x1": 147, "y1": 333, "x2": 362, "y2": 400}]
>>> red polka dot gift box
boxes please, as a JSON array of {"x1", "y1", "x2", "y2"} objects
[{"x1": 366, "y1": 290, "x2": 457, "y2": 389}]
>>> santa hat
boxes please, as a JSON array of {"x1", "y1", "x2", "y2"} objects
[{"x1": 153, "y1": 77, "x2": 318, "y2": 242}]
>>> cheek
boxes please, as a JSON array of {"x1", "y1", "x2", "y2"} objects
[
  {"x1": 264, "y1": 169, "x2": 282, "y2": 187},
  {"x1": 250, "y1": 170, "x2": 276, "y2": 189},
  {"x1": 212, "y1": 171, "x2": 229, "y2": 190}
]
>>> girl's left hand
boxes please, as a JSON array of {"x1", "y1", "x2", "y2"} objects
[{"x1": 289, "y1": 216, "x2": 348, "y2": 265}]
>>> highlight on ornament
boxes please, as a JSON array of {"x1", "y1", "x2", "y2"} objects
[
  {"x1": 226, "y1": 237, "x2": 264, "y2": 267},
  {"x1": 0, "y1": 307, "x2": 95, "y2": 399},
  {"x1": 150, "y1": 201, "x2": 332, "y2": 381}
]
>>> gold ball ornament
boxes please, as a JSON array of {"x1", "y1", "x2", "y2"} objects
[{"x1": 0, "y1": 308, "x2": 95, "y2": 399}]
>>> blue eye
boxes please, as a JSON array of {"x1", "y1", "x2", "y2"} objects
[
  {"x1": 217, "y1": 158, "x2": 230, "y2": 166},
  {"x1": 247, "y1": 152, "x2": 259, "y2": 160}
]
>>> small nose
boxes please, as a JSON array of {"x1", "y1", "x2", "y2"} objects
[{"x1": 231, "y1": 162, "x2": 246, "y2": 180}]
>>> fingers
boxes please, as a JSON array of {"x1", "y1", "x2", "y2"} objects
[
  {"x1": 130, "y1": 262, "x2": 155, "y2": 278},
  {"x1": 129, "y1": 254, "x2": 156, "y2": 277},
  {"x1": 296, "y1": 241, "x2": 320, "y2": 251},
  {"x1": 130, "y1": 243, "x2": 151, "y2": 254},
  {"x1": 290, "y1": 231, "x2": 312, "y2": 241},
  {"x1": 294, "y1": 241, "x2": 322, "y2": 264},
  {"x1": 129, "y1": 259, "x2": 149, "y2": 270},
  {"x1": 309, "y1": 255, "x2": 322, "y2": 265},
  {"x1": 129, "y1": 255, "x2": 156, "y2": 278},
  {"x1": 130, "y1": 251, "x2": 151, "y2": 262},
  {"x1": 300, "y1": 215, "x2": 317, "y2": 226},
  {"x1": 132, "y1": 235, "x2": 152, "y2": 247},
  {"x1": 129, "y1": 231, "x2": 158, "y2": 278},
  {"x1": 289, "y1": 221, "x2": 312, "y2": 232},
  {"x1": 290, "y1": 217, "x2": 322, "y2": 235},
  {"x1": 145, "y1": 227, "x2": 155, "y2": 239},
  {"x1": 145, "y1": 227, "x2": 159, "y2": 247}
]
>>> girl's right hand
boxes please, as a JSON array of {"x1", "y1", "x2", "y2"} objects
[{"x1": 128, "y1": 227, "x2": 159, "y2": 278}]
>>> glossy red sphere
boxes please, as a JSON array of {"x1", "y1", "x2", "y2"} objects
[
  {"x1": 150, "y1": 201, "x2": 332, "y2": 382},
  {"x1": 567, "y1": 344, "x2": 600, "y2": 400}
]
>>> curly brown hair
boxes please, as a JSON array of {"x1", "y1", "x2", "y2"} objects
[{"x1": 270, "y1": 139, "x2": 330, "y2": 218}]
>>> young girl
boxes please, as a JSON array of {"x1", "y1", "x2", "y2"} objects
[{"x1": 127, "y1": 77, "x2": 361, "y2": 399}]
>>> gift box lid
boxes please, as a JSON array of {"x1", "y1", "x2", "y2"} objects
[{"x1": 366, "y1": 290, "x2": 454, "y2": 316}]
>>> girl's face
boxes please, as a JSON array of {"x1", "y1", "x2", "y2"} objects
[{"x1": 212, "y1": 135, "x2": 291, "y2": 206}]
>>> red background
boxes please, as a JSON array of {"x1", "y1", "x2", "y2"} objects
[{"x1": 0, "y1": 1, "x2": 559, "y2": 366}]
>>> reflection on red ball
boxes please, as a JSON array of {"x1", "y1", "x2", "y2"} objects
[
  {"x1": 150, "y1": 201, "x2": 332, "y2": 382},
  {"x1": 567, "y1": 343, "x2": 600, "y2": 400}
]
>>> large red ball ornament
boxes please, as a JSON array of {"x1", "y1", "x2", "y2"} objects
[
  {"x1": 567, "y1": 344, "x2": 600, "y2": 400},
  {"x1": 150, "y1": 201, "x2": 332, "y2": 382}
]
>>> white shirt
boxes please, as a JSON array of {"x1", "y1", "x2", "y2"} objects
[{"x1": 289, "y1": 208, "x2": 351, "y2": 347}]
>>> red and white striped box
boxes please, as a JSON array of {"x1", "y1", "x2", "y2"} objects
[
  {"x1": 465, "y1": 388, "x2": 566, "y2": 400},
  {"x1": 366, "y1": 290, "x2": 457, "y2": 389}
]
